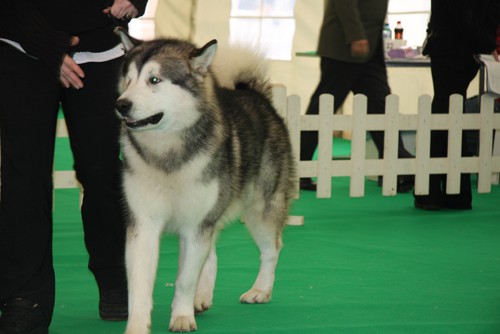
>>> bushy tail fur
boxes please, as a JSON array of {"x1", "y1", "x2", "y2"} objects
[{"x1": 211, "y1": 45, "x2": 272, "y2": 100}]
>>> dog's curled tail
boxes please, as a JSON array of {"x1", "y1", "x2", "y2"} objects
[{"x1": 211, "y1": 44, "x2": 272, "y2": 100}]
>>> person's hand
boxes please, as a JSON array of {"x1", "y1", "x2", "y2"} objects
[
  {"x1": 351, "y1": 39, "x2": 369, "y2": 58},
  {"x1": 492, "y1": 49, "x2": 499, "y2": 62},
  {"x1": 103, "y1": 0, "x2": 139, "y2": 20},
  {"x1": 59, "y1": 36, "x2": 85, "y2": 89}
]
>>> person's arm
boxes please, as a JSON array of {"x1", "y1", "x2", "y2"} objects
[
  {"x1": 103, "y1": 0, "x2": 149, "y2": 20},
  {"x1": 331, "y1": 0, "x2": 366, "y2": 43},
  {"x1": 330, "y1": 0, "x2": 369, "y2": 57}
]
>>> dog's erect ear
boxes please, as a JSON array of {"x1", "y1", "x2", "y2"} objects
[
  {"x1": 190, "y1": 39, "x2": 217, "y2": 79},
  {"x1": 114, "y1": 26, "x2": 142, "y2": 52}
]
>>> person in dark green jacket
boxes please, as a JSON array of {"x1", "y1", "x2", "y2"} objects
[
  {"x1": 0, "y1": 1, "x2": 147, "y2": 333},
  {"x1": 300, "y1": 0, "x2": 414, "y2": 192}
]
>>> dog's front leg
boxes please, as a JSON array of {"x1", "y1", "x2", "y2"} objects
[
  {"x1": 169, "y1": 229, "x2": 212, "y2": 332},
  {"x1": 124, "y1": 221, "x2": 163, "y2": 334}
]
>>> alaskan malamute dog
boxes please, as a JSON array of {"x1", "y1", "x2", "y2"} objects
[{"x1": 114, "y1": 31, "x2": 296, "y2": 333}]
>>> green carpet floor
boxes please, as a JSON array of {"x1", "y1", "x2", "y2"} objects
[{"x1": 50, "y1": 138, "x2": 500, "y2": 334}]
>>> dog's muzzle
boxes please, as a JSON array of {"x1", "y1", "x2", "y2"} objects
[
  {"x1": 115, "y1": 98, "x2": 164, "y2": 129},
  {"x1": 123, "y1": 113, "x2": 164, "y2": 129}
]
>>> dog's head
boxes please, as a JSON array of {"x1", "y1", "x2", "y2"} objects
[{"x1": 114, "y1": 29, "x2": 217, "y2": 132}]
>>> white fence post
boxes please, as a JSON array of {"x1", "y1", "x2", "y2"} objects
[
  {"x1": 350, "y1": 94, "x2": 367, "y2": 197},
  {"x1": 446, "y1": 94, "x2": 464, "y2": 194},
  {"x1": 286, "y1": 94, "x2": 305, "y2": 226},
  {"x1": 478, "y1": 94, "x2": 495, "y2": 192},
  {"x1": 287, "y1": 94, "x2": 301, "y2": 198},
  {"x1": 317, "y1": 94, "x2": 334, "y2": 198},
  {"x1": 382, "y1": 94, "x2": 400, "y2": 196},
  {"x1": 414, "y1": 95, "x2": 432, "y2": 195}
]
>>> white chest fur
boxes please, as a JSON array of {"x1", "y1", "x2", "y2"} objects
[{"x1": 122, "y1": 139, "x2": 219, "y2": 233}]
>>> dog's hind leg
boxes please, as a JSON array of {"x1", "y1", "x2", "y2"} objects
[
  {"x1": 124, "y1": 221, "x2": 163, "y2": 334},
  {"x1": 194, "y1": 235, "x2": 218, "y2": 313},
  {"x1": 239, "y1": 199, "x2": 286, "y2": 304},
  {"x1": 169, "y1": 228, "x2": 213, "y2": 332}
]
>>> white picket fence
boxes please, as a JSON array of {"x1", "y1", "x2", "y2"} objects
[{"x1": 272, "y1": 85, "x2": 500, "y2": 201}]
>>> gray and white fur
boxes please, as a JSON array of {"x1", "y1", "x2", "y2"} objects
[{"x1": 115, "y1": 32, "x2": 296, "y2": 333}]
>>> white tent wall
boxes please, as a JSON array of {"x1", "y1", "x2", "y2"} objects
[
  {"x1": 289, "y1": 0, "x2": 324, "y2": 102},
  {"x1": 154, "y1": 0, "x2": 195, "y2": 40},
  {"x1": 155, "y1": 0, "x2": 231, "y2": 45},
  {"x1": 154, "y1": 0, "x2": 324, "y2": 107}
]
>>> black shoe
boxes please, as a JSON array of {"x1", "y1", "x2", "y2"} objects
[
  {"x1": 299, "y1": 178, "x2": 317, "y2": 191},
  {"x1": 414, "y1": 191, "x2": 446, "y2": 211},
  {"x1": 0, "y1": 298, "x2": 48, "y2": 334},
  {"x1": 99, "y1": 289, "x2": 128, "y2": 321}
]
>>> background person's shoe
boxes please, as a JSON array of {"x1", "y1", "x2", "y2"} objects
[
  {"x1": 414, "y1": 192, "x2": 445, "y2": 211},
  {"x1": 99, "y1": 289, "x2": 128, "y2": 321},
  {"x1": 0, "y1": 298, "x2": 48, "y2": 334}
]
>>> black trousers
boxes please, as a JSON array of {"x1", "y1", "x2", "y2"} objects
[
  {"x1": 0, "y1": 45, "x2": 127, "y2": 323},
  {"x1": 300, "y1": 48, "x2": 412, "y2": 161},
  {"x1": 415, "y1": 55, "x2": 479, "y2": 204}
]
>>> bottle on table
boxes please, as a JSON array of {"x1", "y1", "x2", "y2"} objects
[
  {"x1": 394, "y1": 21, "x2": 404, "y2": 39},
  {"x1": 383, "y1": 23, "x2": 392, "y2": 40}
]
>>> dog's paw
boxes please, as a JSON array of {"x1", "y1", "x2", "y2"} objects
[
  {"x1": 194, "y1": 298, "x2": 212, "y2": 314},
  {"x1": 194, "y1": 288, "x2": 213, "y2": 314},
  {"x1": 169, "y1": 315, "x2": 197, "y2": 332},
  {"x1": 124, "y1": 322, "x2": 151, "y2": 334},
  {"x1": 239, "y1": 288, "x2": 271, "y2": 304}
]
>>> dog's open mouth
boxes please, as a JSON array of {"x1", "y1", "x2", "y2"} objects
[{"x1": 124, "y1": 112, "x2": 164, "y2": 129}]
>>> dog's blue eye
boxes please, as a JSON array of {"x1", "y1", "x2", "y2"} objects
[{"x1": 149, "y1": 76, "x2": 161, "y2": 85}]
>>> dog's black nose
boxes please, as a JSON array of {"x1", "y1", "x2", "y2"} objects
[{"x1": 115, "y1": 99, "x2": 132, "y2": 116}]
